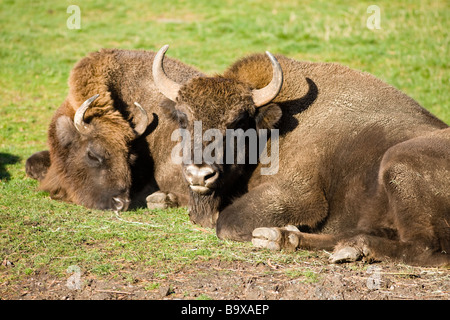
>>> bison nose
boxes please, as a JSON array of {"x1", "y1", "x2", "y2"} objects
[
  {"x1": 112, "y1": 196, "x2": 130, "y2": 212},
  {"x1": 184, "y1": 165, "x2": 218, "y2": 194}
]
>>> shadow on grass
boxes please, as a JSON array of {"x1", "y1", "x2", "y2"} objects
[{"x1": 0, "y1": 153, "x2": 20, "y2": 181}]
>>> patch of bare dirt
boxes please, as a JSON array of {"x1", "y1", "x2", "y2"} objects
[{"x1": 2, "y1": 253, "x2": 449, "y2": 300}]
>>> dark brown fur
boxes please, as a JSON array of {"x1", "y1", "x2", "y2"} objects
[
  {"x1": 26, "y1": 49, "x2": 203, "y2": 210},
  {"x1": 163, "y1": 53, "x2": 449, "y2": 266}
]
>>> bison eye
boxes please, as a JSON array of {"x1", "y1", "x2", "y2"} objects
[
  {"x1": 229, "y1": 112, "x2": 249, "y2": 129},
  {"x1": 86, "y1": 149, "x2": 103, "y2": 166},
  {"x1": 129, "y1": 152, "x2": 138, "y2": 165}
]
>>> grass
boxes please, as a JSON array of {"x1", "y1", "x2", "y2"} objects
[
  {"x1": 285, "y1": 269, "x2": 321, "y2": 283},
  {"x1": 0, "y1": 0, "x2": 448, "y2": 287}
]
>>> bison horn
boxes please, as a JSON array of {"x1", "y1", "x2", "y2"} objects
[
  {"x1": 152, "y1": 45, "x2": 182, "y2": 102},
  {"x1": 74, "y1": 94, "x2": 100, "y2": 134},
  {"x1": 133, "y1": 102, "x2": 150, "y2": 137},
  {"x1": 252, "y1": 52, "x2": 284, "y2": 107}
]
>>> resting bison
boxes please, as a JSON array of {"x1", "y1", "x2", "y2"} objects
[
  {"x1": 26, "y1": 49, "x2": 203, "y2": 211},
  {"x1": 153, "y1": 45, "x2": 449, "y2": 266}
]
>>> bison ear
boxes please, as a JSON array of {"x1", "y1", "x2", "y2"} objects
[
  {"x1": 25, "y1": 150, "x2": 51, "y2": 181},
  {"x1": 55, "y1": 115, "x2": 78, "y2": 147},
  {"x1": 255, "y1": 103, "x2": 282, "y2": 130},
  {"x1": 159, "y1": 98, "x2": 179, "y2": 122}
]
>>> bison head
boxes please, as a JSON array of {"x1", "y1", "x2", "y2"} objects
[
  {"x1": 31, "y1": 95, "x2": 150, "y2": 211},
  {"x1": 152, "y1": 45, "x2": 283, "y2": 227}
]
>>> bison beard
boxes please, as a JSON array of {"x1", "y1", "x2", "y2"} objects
[{"x1": 188, "y1": 190, "x2": 220, "y2": 229}]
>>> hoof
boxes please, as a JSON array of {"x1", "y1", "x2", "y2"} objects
[
  {"x1": 330, "y1": 246, "x2": 362, "y2": 264},
  {"x1": 146, "y1": 191, "x2": 179, "y2": 209},
  {"x1": 252, "y1": 228, "x2": 282, "y2": 250},
  {"x1": 252, "y1": 226, "x2": 300, "y2": 251}
]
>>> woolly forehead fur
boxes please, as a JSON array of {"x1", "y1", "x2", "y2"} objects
[
  {"x1": 55, "y1": 104, "x2": 137, "y2": 153},
  {"x1": 176, "y1": 76, "x2": 256, "y2": 130},
  {"x1": 65, "y1": 49, "x2": 138, "y2": 146},
  {"x1": 85, "y1": 110, "x2": 137, "y2": 146}
]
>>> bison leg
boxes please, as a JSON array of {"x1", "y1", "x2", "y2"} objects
[
  {"x1": 252, "y1": 226, "x2": 342, "y2": 252},
  {"x1": 330, "y1": 234, "x2": 450, "y2": 266},
  {"x1": 333, "y1": 130, "x2": 450, "y2": 266},
  {"x1": 146, "y1": 190, "x2": 179, "y2": 209},
  {"x1": 216, "y1": 181, "x2": 329, "y2": 242},
  {"x1": 25, "y1": 150, "x2": 51, "y2": 181}
]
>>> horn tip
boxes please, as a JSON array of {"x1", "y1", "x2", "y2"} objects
[
  {"x1": 265, "y1": 51, "x2": 279, "y2": 64},
  {"x1": 87, "y1": 94, "x2": 100, "y2": 103},
  {"x1": 160, "y1": 44, "x2": 169, "y2": 53}
]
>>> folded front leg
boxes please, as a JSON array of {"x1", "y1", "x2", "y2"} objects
[
  {"x1": 330, "y1": 234, "x2": 450, "y2": 266},
  {"x1": 252, "y1": 225, "x2": 340, "y2": 252},
  {"x1": 216, "y1": 181, "x2": 329, "y2": 242}
]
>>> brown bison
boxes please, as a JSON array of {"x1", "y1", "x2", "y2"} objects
[
  {"x1": 26, "y1": 48, "x2": 203, "y2": 211},
  {"x1": 153, "y1": 45, "x2": 449, "y2": 266}
]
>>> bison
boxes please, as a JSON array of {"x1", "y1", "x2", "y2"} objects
[
  {"x1": 26, "y1": 48, "x2": 203, "y2": 211},
  {"x1": 153, "y1": 45, "x2": 449, "y2": 266}
]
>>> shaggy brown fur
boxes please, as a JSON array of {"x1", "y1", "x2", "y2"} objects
[
  {"x1": 160, "y1": 52, "x2": 449, "y2": 266},
  {"x1": 26, "y1": 49, "x2": 203, "y2": 210}
]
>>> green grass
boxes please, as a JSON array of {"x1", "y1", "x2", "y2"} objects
[
  {"x1": 285, "y1": 269, "x2": 321, "y2": 283},
  {"x1": 0, "y1": 0, "x2": 448, "y2": 285}
]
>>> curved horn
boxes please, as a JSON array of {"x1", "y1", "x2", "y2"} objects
[
  {"x1": 133, "y1": 102, "x2": 150, "y2": 137},
  {"x1": 252, "y1": 52, "x2": 283, "y2": 107},
  {"x1": 152, "y1": 45, "x2": 182, "y2": 102},
  {"x1": 74, "y1": 94, "x2": 100, "y2": 134}
]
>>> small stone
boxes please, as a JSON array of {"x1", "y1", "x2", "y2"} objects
[{"x1": 159, "y1": 285, "x2": 173, "y2": 297}]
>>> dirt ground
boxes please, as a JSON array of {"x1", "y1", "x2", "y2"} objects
[{"x1": 2, "y1": 251, "x2": 449, "y2": 300}]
